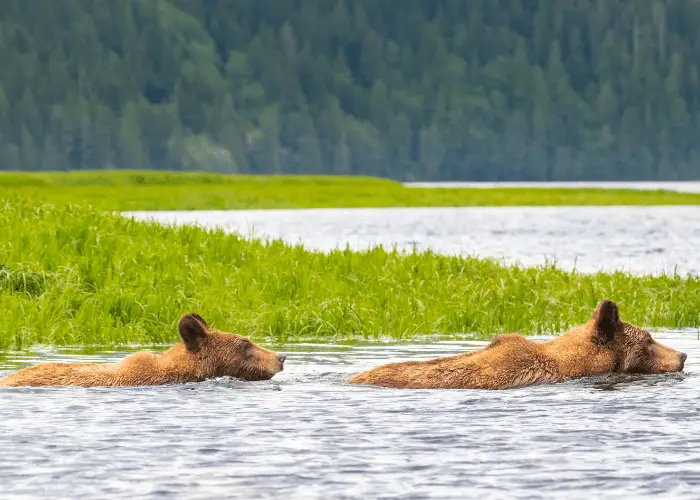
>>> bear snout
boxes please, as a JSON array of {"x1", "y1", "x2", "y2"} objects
[
  {"x1": 680, "y1": 352, "x2": 688, "y2": 366},
  {"x1": 277, "y1": 354, "x2": 286, "y2": 363}
]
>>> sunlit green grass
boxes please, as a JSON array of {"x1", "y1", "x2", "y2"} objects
[
  {"x1": 1, "y1": 197, "x2": 699, "y2": 349},
  {"x1": 2, "y1": 171, "x2": 700, "y2": 210}
]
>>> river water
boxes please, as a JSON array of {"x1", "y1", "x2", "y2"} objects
[
  {"x1": 4, "y1": 206, "x2": 700, "y2": 498},
  {"x1": 1, "y1": 334, "x2": 699, "y2": 499},
  {"x1": 127, "y1": 206, "x2": 700, "y2": 275}
]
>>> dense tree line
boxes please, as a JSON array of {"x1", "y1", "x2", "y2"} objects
[{"x1": 2, "y1": 0, "x2": 700, "y2": 180}]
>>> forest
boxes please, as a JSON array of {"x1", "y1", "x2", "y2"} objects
[{"x1": 2, "y1": 0, "x2": 700, "y2": 180}]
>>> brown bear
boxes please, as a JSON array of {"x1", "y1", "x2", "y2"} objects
[
  {"x1": 0, "y1": 313, "x2": 285, "y2": 388},
  {"x1": 348, "y1": 300, "x2": 687, "y2": 390}
]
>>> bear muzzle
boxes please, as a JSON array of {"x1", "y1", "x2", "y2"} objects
[{"x1": 661, "y1": 349, "x2": 687, "y2": 373}]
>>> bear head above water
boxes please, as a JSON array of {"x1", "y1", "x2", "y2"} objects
[
  {"x1": 0, "y1": 313, "x2": 286, "y2": 388},
  {"x1": 348, "y1": 300, "x2": 687, "y2": 390},
  {"x1": 176, "y1": 313, "x2": 285, "y2": 381},
  {"x1": 585, "y1": 300, "x2": 686, "y2": 375}
]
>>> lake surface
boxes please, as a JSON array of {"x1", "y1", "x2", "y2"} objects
[
  {"x1": 127, "y1": 206, "x2": 700, "y2": 275},
  {"x1": 404, "y1": 180, "x2": 700, "y2": 192},
  {"x1": 1, "y1": 333, "x2": 699, "y2": 499}
]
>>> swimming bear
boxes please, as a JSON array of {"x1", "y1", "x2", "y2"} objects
[
  {"x1": 0, "y1": 313, "x2": 285, "y2": 387},
  {"x1": 348, "y1": 300, "x2": 687, "y2": 390}
]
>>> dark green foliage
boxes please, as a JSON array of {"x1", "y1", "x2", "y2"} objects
[{"x1": 2, "y1": 0, "x2": 700, "y2": 180}]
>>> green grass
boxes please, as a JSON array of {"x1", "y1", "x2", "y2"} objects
[
  {"x1": 1, "y1": 196, "x2": 699, "y2": 349},
  {"x1": 2, "y1": 171, "x2": 700, "y2": 210}
]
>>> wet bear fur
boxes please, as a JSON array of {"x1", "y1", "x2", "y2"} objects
[
  {"x1": 348, "y1": 300, "x2": 687, "y2": 390},
  {"x1": 0, "y1": 313, "x2": 285, "y2": 387}
]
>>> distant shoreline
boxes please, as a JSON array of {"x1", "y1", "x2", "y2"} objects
[{"x1": 4, "y1": 171, "x2": 700, "y2": 210}]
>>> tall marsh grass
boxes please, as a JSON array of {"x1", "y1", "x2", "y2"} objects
[{"x1": 1, "y1": 197, "x2": 699, "y2": 349}]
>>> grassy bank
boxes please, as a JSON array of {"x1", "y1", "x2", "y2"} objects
[
  {"x1": 3, "y1": 171, "x2": 700, "y2": 210},
  {"x1": 0, "y1": 198, "x2": 699, "y2": 349}
]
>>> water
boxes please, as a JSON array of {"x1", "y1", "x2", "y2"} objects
[
  {"x1": 6, "y1": 206, "x2": 699, "y2": 497},
  {"x1": 127, "y1": 206, "x2": 700, "y2": 275},
  {"x1": 404, "y1": 180, "x2": 700, "y2": 192},
  {"x1": 1, "y1": 333, "x2": 699, "y2": 499}
]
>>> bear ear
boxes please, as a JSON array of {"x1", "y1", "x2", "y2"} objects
[
  {"x1": 185, "y1": 313, "x2": 208, "y2": 329},
  {"x1": 178, "y1": 313, "x2": 209, "y2": 353},
  {"x1": 591, "y1": 300, "x2": 620, "y2": 343}
]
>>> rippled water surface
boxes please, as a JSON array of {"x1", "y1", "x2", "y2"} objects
[
  {"x1": 2, "y1": 334, "x2": 700, "y2": 499},
  {"x1": 128, "y1": 206, "x2": 700, "y2": 274},
  {"x1": 7, "y1": 206, "x2": 700, "y2": 498}
]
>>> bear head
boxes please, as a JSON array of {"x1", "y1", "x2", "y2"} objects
[
  {"x1": 590, "y1": 300, "x2": 686, "y2": 374},
  {"x1": 178, "y1": 313, "x2": 285, "y2": 381}
]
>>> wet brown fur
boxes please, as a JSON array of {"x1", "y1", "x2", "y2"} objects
[
  {"x1": 348, "y1": 300, "x2": 687, "y2": 390},
  {"x1": 0, "y1": 313, "x2": 285, "y2": 387}
]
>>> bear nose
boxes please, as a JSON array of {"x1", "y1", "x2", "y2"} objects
[
  {"x1": 277, "y1": 354, "x2": 286, "y2": 363},
  {"x1": 681, "y1": 352, "x2": 688, "y2": 364}
]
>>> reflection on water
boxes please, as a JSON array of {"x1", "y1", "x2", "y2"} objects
[
  {"x1": 126, "y1": 206, "x2": 700, "y2": 275},
  {"x1": 2, "y1": 333, "x2": 700, "y2": 499}
]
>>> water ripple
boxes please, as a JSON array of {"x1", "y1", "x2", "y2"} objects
[{"x1": 1, "y1": 333, "x2": 699, "y2": 498}]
